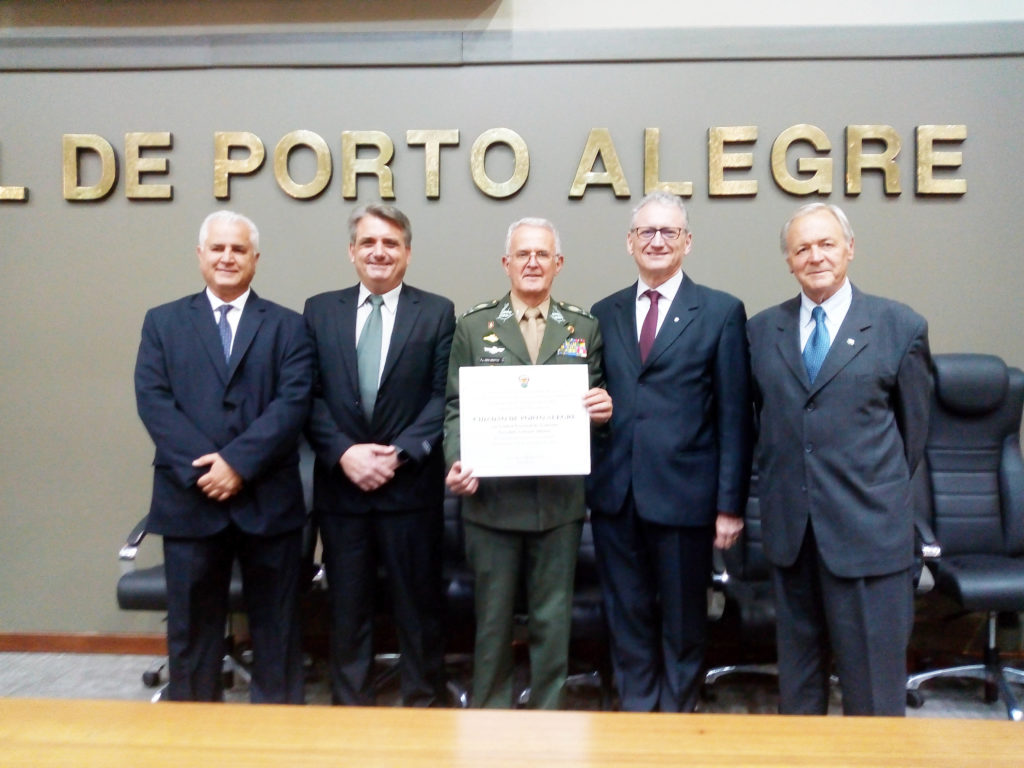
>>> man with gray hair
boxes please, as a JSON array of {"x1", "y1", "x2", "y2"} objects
[
  {"x1": 587, "y1": 192, "x2": 753, "y2": 712},
  {"x1": 135, "y1": 210, "x2": 313, "y2": 702},
  {"x1": 445, "y1": 217, "x2": 612, "y2": 708},
  {"x1": 748, "y1": 203, "x2": 930, "y2": 715},
  {"x1": 304, "y1": 202, "x2": 455, "y2": 707}
]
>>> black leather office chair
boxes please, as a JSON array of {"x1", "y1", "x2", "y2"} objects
[
  {"x1": 117, "y1": 441, "x2": 321, "y2": 701},
  {"x1": 115, "y1": 519, "x2": 253, "y2": 699},
  {"x1": 565, "y1": 515, "x2": 613, "y2": 708},
  {"x1": 704, "y1": 471, "x2": 779, "y2": 689},
  {"x1": 906, "y1": 353, "x2": 1024, "y2": 721}
]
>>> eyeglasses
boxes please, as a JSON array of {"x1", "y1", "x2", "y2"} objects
[
  {"x1": 510, "y1": 249, "x2": 554, "y2": 263},
  {"x1": 631, "y1": 227, "x2": 685, "y2": 241}
]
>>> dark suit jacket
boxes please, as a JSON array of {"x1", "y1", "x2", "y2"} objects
[
  {"x1": 135, "y1": 290, "x2": 314, "y2": 538},
  {"x1": 587, "y1": 275, "x2": 753, "y2": 526},
  {"x1": 304, "y1": 283, "x2": 455, "y2": 514},
  {"x1": 747, "y1": 285, "x2": 931, "y2": 578}
]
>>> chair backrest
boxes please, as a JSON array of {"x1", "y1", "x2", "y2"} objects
[
  {"x1": 925, "y1": 353, "x2": 1024, "y2": 557},
  {"x1": 721, "y1": 470, "x2": 771, "y2": 581}
]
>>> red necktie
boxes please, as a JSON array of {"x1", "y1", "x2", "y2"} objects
[{"x1": 639, "y1": 289, "x2": 660, "y2": 363}]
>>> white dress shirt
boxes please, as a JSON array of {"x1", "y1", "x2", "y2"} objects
[
  {"x1": 206, "y1": 286, "x2": 251, "y2": 357},
  {"x1": 799, "y1": 278, "x2": 852, "y2": 353},
  {"x1": 635, "y1": 269, "x2": 683, "y2": 340}
]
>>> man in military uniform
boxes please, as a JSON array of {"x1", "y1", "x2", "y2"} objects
[{"x1": 444, "y1": 217, "x2": 612, "y2": 709}]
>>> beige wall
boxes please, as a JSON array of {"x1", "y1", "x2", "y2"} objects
[{"x1": 1, "y1": 10, "x2": 1022, "y2": 634}]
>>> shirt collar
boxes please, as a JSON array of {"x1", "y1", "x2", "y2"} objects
[
  {"x1": 206, "y1": 287, "x2": 251, "y2": 312},
  {"x1": 510, "y1": 294, "x2": 550, "y2": 322},
  {"x1": 358, "y1": 282, "x2": 403, "y2": 312},
  {"x1": 800, "y1": 278, "x2": 852, "y2": 325},
  {"x1": 637, "y1": 269, "x2": 683, "y2": 304}
]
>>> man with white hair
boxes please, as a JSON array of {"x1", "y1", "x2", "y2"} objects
[
  {"x1": 444, "y1": 217, "x2": 612, "y2": 708},
  {"x1": 135, "y1": 210, "x2": 313, "y2": 703}
]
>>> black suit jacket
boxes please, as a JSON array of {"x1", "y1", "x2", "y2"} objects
[
  {"x1": 747, "y1": 285, "x2": 931, "y2": 578},
  {"x1": 587, "y1": 275, "x2": 753, "y2": 526},
  {"x1": 134, "y1": 290, "x2": 314, "y2": 538},
  {"x1": 304, "y1": 283, "x2": 455, "y2": 514}
]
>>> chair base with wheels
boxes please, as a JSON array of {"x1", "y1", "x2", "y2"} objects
[{"x1": 907, "y1": 610, "x2": 1024, "y2": 721}]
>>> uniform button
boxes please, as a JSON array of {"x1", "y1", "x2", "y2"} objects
[{"x1": 805, "y1": 443, "x2": 813, "y2": 453}]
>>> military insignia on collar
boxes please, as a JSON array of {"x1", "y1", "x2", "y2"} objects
[
  {"x1": 557, "y1": 338, "x2": 588, "y2": 358},
  {"x1": 550, "y1": 305, "x2": 566, "y2": 324},
  {"x1": 496, "y1": 303, "x2": 514, "y2": 322},
  {"x1": 483, "y1": 333, "x2": 499, "y2": 343}
]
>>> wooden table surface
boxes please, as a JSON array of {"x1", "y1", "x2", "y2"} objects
[{"x1": 1, "y1": 697, "x2": 1022, "y2": 767}]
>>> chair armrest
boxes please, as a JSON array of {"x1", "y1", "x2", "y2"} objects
[
  {"x1": 915, "y1": 517, "x2": 941, "y2": 562},
  {"x1": 711, "y1": 547, "x2": 730, "y2": 588},
  {"x1": 118, "y1": 515, "x2": 150, "y2": 571}
]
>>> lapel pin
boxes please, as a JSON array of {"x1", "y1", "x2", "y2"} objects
[
  {"x1": 846, "y1": 338, "x2": 855, "y2": 345},
  {"x1": 673, "y1": 316, "x2": 680, "y2": 323}
]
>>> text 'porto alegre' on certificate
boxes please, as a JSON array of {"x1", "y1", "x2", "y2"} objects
[{"x1": 459, "y1": 364, "x2": 591, "y2": 477}]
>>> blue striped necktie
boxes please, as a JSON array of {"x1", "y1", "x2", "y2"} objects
[
  {"x1": 216, "y1": 304, "x2": 233, "y2": 362},
  {"x1": 803, "y1": 306, "x2": 829, "y2": 383}
]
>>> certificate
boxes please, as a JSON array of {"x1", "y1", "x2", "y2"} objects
[{"x1": 459, "y1": 364, "x2": 591, "y2": 477}]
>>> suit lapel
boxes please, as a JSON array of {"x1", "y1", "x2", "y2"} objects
[
  {"x1": 536, "y1": 297, "x2": 574, "y2": 364},
  {"x1": 491, "y1": 294, "x2": 531, "y2": 365},
  {"x1": 809, "y1": 287, "x2": 871, "y2": 396},
  {"x1": 773, "y1": 296, "x2": 807, "y2": 390},
  {"x1": 188, "y1": 292, "x2": 230, "y2": 384},
  {"x1": 333, "y1": 286, "x2": 362, "y2": 397},
  {"x1": 381, "y1": 285, "x2": 420, "y2": 387},
  {"x1": 608, "y1": 285, "x2": 642, "y2": 372},
  {"x1": 643, "y1": 275, "x2": 698, "y2": 369},
  {"x1": 227, "y1": 291, "x2": 267, "y2": 382}
]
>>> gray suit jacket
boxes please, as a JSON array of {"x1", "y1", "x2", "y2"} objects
[{"x1": 747, "y1": 285, "x2": 931, "y2": 578}]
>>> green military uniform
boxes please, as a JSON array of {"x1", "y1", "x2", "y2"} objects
[{"x1": 443, "y1": 292, "x2": 605, "y2": 709}]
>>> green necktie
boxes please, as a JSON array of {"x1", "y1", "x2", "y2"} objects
[{"x1": 357, "y1": 294, "x2": 384, "y2": 419}]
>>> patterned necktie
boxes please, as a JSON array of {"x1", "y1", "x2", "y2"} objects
[
  {"x1": 357, "y1": 294, "x2": 384, "y2": 419},
  {"x1": 216, "y1": 304, "x2": 233, "y2": 362},
  {"x1": 523, "y1": 307, "x2": 543, "y2": 364},
  {"x1": 639, "y1": 289, "x2": 660, "y2": 363},
  {"x1": 803, "y1": 305, "x2": 830, "y2": 383}
]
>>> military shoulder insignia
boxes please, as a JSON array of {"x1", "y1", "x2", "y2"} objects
[
  {"x1": 462, "y1": 299, "x2": 499, "y2": 318},
  {"x1": 557, "y1": 337, "x2": 589, "y2": 358},
  {"x1": 556, "y1": 300, "x2": 595, "y2": 319}
]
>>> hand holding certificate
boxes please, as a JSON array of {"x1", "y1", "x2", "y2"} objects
[{"x1": 459, "y1": 365, "x2": 591, "y2": 477}]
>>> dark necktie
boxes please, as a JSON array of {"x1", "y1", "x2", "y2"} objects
[
  {"x1": 803, "y1": 305, "x2": 830, "y2": 383},
  {"x1": 639, "y1": 289, "x2": 660, "y2": 363},
  {"x1": 216, "y1": 304, "x2": 233, "y2": 362},
  {"x1": 357, "y1": 294, "x2": 384, "y2": 419}
]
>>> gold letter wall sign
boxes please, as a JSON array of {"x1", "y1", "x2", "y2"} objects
[
  {"x1": 16, "y1": 125, "x2": 964, "y2": 204},
  {"x1": 916, "y1": 125, "x2": 967, "y2": 195},
  {"x1": 62, "y1": 134, "x2": 118, "y2": 201},
  {"x1": 569, "y1": 128, "x2": 630, "y2": 199},
  {"x1": 214, "y1": 132, "x2": 266, "y2": 199}
]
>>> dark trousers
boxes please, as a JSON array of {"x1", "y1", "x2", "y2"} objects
[
  {"x1": 463, "y1": 519, "x2": 582, "y2": 709},
  {"x1": 162, "y1": 524, "x2": 305, "y2": 704},
  {"x1": 591, "y1": 493, "x2": 713, "y2": 712},
  {"x1": 318, "y1": 506, "x2": 445, "y2": 706},
  {"x1": 771, "y1": 522, "x2": 914, "y2": 716}
]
